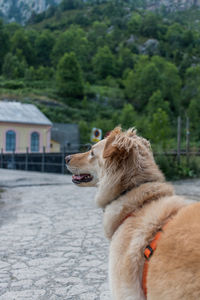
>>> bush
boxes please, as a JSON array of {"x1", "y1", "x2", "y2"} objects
[
  {"x1": 155, "y1": 154, "x2": 200, "y2": 180},
  {"x1": 0, "y1": 80, "x2": 25, "y2": 89},
  {"x1": 2, "y1": 53, "x2": 27, "y2": 79}
]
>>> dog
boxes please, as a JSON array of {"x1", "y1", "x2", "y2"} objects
[{"x1": 66, "y1": 127, "x2": 200, "y2": 300}]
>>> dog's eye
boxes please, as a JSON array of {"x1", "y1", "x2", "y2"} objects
[{"x1": 91, "y1": 150, "x2": 94, "y2": 157}]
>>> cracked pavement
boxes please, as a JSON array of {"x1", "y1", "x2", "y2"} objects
[{"x1": 0, "y1": 169, "x2": 199, "y2": 300}]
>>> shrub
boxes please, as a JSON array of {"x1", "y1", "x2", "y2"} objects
[{"x1": 0, "y1": 80, "x2": 25, "y2": 89}]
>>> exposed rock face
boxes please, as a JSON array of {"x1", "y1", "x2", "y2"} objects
[
  {"x1": 0, "y1": 0, "x2": 200, "y2": 24},
  {"x1": 146, "y1": 0, "x2": 200, "y2": 11},
  {"x1": 138, "y1": 39, "x2": 160, "y2": 55},
  {"x1": 0, "y1": 0, "x2": 61, "y2": 24}
]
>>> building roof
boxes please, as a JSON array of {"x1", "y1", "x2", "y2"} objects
[
  {"x1": 0, "y1": 101, "x2": 52, "y2": 126},
  {"x1": 51, "y1": 123, "x2": 80, "y2": 152}
]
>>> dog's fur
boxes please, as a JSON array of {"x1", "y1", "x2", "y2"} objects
[{"x1": 66, "y1": 127, "x2": 200, "y2": 300}]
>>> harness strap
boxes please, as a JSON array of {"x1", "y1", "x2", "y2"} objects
[{"x1": 142, "y1": 223, "x2": 169, "y2": 297}]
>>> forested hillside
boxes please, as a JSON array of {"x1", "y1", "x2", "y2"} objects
[{"x1": 1, "y1": 0, "x2": 200, "y2": 160}]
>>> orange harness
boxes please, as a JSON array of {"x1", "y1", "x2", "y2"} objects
[
  {"x1": 119, "y1": 213, "x2": 168, "y2": 298},
  {"x1": 142, "y1": 223, "x2": 168, "y2": 297}
]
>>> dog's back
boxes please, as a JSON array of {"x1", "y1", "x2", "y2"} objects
[{"x1": 148, "y1": 202, "x2": 200, "y2": 300}]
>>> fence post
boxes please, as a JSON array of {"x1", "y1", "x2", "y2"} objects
[
  {"x1": 12, "y1": 149, "x2": 15, "y2": 169},
  {"x1": 62, "y1": 146, "x2": 66, "y2": 174},
  {"x1": 42, "y1": 146, "x2": 45, "y2": 172},
  {"x1": 0, "y1": 148, "x2": 3, "y2": 168},
  {"x1": 177, "y1": 116, "x2": 181, "y2": 164},
  {"x1": 186, "y1": 116, "x2": 190, "y2": 166},
  {"x1": 25, "y1": 147, "x2": 29, "y2": 171}
]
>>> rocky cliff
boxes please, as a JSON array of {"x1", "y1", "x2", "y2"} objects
[
  {"x1": 146, "y1": 0, "x2": 200, "y2": 11},
  {"x1": 0, "y1": 0, "x2": 61, "y2": 24},
  {"x1": 1, "y1": 0, "x2": 200, "y2": 24}
]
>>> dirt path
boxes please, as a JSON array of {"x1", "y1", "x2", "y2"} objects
[{"x1": 0, "y1": 169, "x2": 199, "y2": 300}]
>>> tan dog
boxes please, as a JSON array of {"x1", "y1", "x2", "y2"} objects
[{"x1": 66, "y1": 127, "x2": 200, "y2": 300}]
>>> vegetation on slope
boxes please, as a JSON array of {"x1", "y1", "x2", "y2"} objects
[{"x1": 0, "y1": 0, "x2": 200, "y2": 171}]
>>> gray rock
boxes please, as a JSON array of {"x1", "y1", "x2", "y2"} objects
[{"x1": 139, "y1": 38, "x2": 160, "y2": 55}]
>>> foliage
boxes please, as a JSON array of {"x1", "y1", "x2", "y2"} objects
[
  {"x1": 56, "y1": 52, "x2": 84, "y2": 99},
  {"x1": 156, "y1": 155, "x2": 200, "y2": 180},
  {"x1": 188, "y1": 98, "x2": 200, "y2": 140},
  {"x1": 0, "y1": 1, "x2": 200, "y2": 180},
  {"x1": 60, "y1": 0, "x2": 84, "y2": 11},
  {"x1": 148, "y1": 108, "x2": 171, "y2": 150},
  {"x1": 124, "y1": 55, "x2": 181, "y2": 112},
  {"x1": 0, "y1": 20, "x2": 9, "y2": 72},
  {"x1": 10, "y1": 29, "x2": 35, "y2": 65},
  {"x1": 146, "y1": 90, "x2": 170, "y2": 117},
  {"x1": 2, "y1": 53, "x2": 26, "y2": 79},
  {"x1": 35, "y1": 30, "x2": 55, "y2": 66},
  {"x1": 51, "y1": 25, "x2": 89, "y2": 68},
  {"x1": 119, "y1": 103, "x2": 137, "y2": 129},
  {"x1": 92, "y1": 46, "x2": 117, "y2": 79},
  {"x1": 0, "y1": 80, "x2": 25, "y2": 89}
]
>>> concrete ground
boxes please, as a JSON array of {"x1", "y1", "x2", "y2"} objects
[{"x1": 0, "y1": 169, "x2": 199, "y2": 300}]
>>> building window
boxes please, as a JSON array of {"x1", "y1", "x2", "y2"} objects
[
  {"x1": 6, "y1": 130, "x2": 16, "y2": 152},
  {"x1": 31, "y1": 132, "x2": 39, "y2": 152}
]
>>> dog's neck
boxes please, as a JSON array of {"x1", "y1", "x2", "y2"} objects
[
  {"x1": 95, "y1": 155, "x2": 165, "y2": 208},
  {"x1": 102, "y1": 180, "x2": 156, "y2": 210},
  {"x1": 103, "y1": 181, "x2": 175, "y2": 239}
]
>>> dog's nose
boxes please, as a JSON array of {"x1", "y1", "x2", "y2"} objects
[{"x1": 65, "y1": 155, "x2": 71, "y2": 164}]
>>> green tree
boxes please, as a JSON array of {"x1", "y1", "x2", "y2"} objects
[
  {"x1": 188, "y1": 98, "x2": 200, "y2": 140},
  {"x1": 2, "y1": 53, "x2": 26, "y2": 79},
  {"x1": 118, "y1": 47, "x2": 135, "y2": 75},
  {"x1": 35, "y1": 30, "x2": 55, "y2": 66},
  {"x1": 124, "y1": 56, "x2": 181, "y2": 112},
  {"x1": 124, "y1": 57, "x2": 161, "y2": 110},
  {"x1": 165, "y1": 23, "x2": 184, "y2": 47},
  {"x1": 35, "y1": 66, "x2": 54, "y2": 80},
  {"x1": 152, "y1": 56, "x2": 181, "y2": 112},
  {"x1": 0, "y1": 20, "x2": 10, "y2": 72},
  {"x1": 60, "y1": 0, "x2": 83, "y2": 10},
  {"x1": 128, "y1": 12, "x2": 142, "y2": 34},
  {"x1": 24, "y1": 66, "x2": 35, "y2": 81},
  {"x1": 5, "y1": 22, "x2": 21, "y2": 36},
  {"x1": 146, "y1": 90, "x2": 170, "y2": 117},
  {"x1": 148, "y1": 108, "x2": 171, "y2": 149},
  {"x1": 51, "y1": 25, "x2": 89, "y2": 68},
  {"x1": 182, "y1": 66, "x2": 200, "y2": 108},
  {"x1": 92, "y1": 45, "x2": 116, "y2": 79},
  {"x1": 79, "y1": 120, "x2": 91, "y2": 144},
  {"x1": 56, "y1": 52, "x2": 84, "y2": 98},
  {"x1": 119, "y1": 103, "x2": 137, "y2": 129},
  {"x1": 139, "y1": 12, "x2": 166, "y2": 38},
  {"x1": 11, "y1": 29, "x2": 35, "y2": 65},
  {"x1": 88, "y1": 21, "x2": 107, "y2": 48}
]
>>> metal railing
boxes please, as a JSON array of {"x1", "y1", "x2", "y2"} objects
[
  {"x1": 1, "y1": 146, "x2": 200, "y2": 175},
  {"x1": 0, "y1": 144, "x2": 92, "y2": 174},
  {"x1": 0, "y1": 149, "x2": 71, "y2": 174}
]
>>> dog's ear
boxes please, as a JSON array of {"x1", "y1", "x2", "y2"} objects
[
  {"x1": 103, "y1": 127, "x2": 133, "y2": 161},
  {"x1": 103, "y1": 127, "x2": 121, "y2": 159}
]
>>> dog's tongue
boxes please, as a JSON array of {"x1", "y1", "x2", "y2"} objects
[{"x1": 72, "y1": 174, "x2": 88, "y2": 180}]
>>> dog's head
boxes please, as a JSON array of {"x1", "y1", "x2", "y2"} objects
[
  {"x1": 66, "y1": 127, "x2": 164, "y2": 206},
  {"x1": 65, "y1": 136, "x2": 106, "y2": 187}
]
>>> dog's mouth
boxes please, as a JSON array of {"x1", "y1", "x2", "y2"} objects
[{"x1": 72, "y1": 174, "x2": 93, "y2": 184}]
